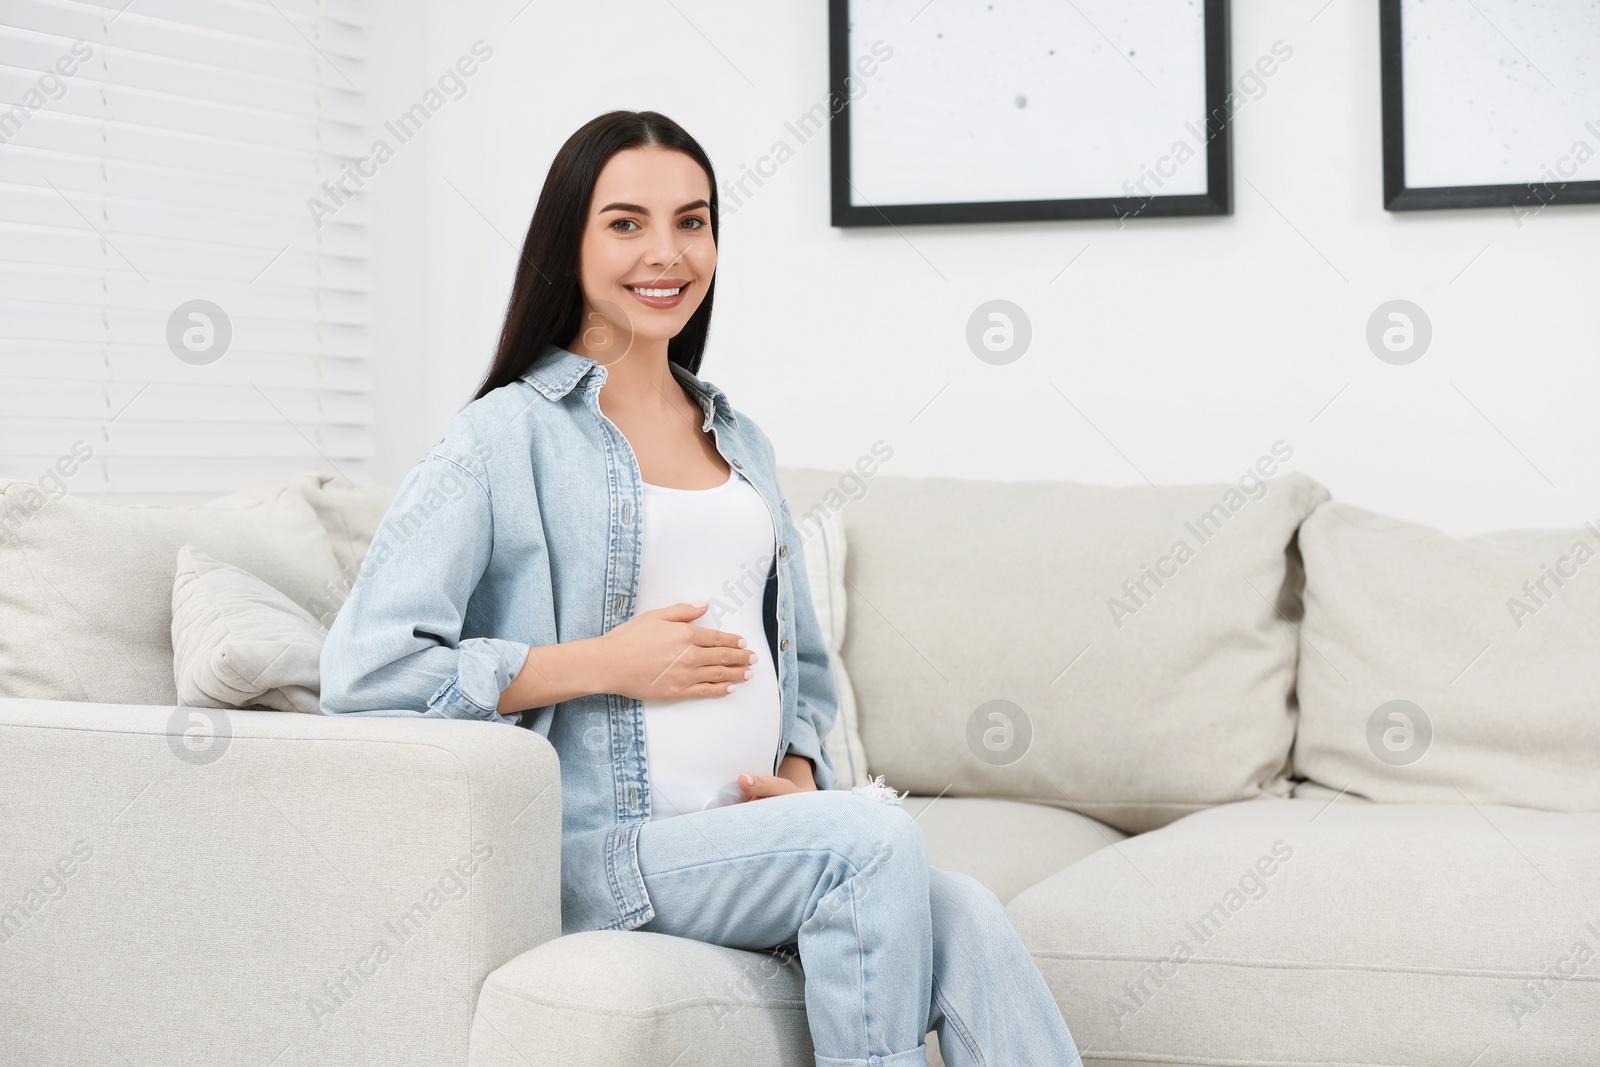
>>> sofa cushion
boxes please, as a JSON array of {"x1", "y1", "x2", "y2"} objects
[
  {"x1": 170, "y1": 545, "x2": 327, "y2": 713},
  {"x1": 898, "y1": 795, "x2": 1124, "y2": 904},
  {"x1": 775, "y1": 465, "x2": 1328, "y2": 834},
  {"x1": 469, "y1": 930, "x2": 814, "y2": 1067},
  {"x1": 797, "y1": 500, "x2": 871, "y2": 790},
  {"x1": 230, "y1": 471, "x2": 396, "y2": 590},
  {"x1": 1294, "y1": 501, "x2": 1600, "y2": 811},
  {"x1": 0, "y1": 481, "x2": 343, "y2": 705},
  {"x1": 1007, "y1": 797, "x2": 1598, "y2": 1066}
]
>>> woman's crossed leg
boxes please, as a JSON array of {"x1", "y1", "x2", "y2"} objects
[{"x1": 634, "y1": 789, "x2": 1082, "y2": 1067}]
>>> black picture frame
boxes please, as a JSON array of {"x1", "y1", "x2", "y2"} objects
[
  {"x1": 1380, "y1": 0, "x2": 1600, "y2": 212},
  {"x1": 828, "y1": 0, "x2": 1233, "y2": 227}
]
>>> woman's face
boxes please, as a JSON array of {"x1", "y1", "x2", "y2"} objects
[{"x1": 574, "y1": 146, "x2": 716, "y2": 362}]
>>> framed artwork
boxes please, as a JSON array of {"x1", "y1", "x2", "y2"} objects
[
  {"x1": 1380, "y1": 0, "x2": 1600, "y2": 211},
  {"x1": 828, "y1": 0, "x2": 1233, "y2": 227}
]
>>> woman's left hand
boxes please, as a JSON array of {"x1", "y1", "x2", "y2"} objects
[{"x1": 739, "y1": 754, "x2": 817, "y2": 800}]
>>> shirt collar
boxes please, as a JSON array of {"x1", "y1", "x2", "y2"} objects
[{"x1": 522, "y1": 342, "x2": 735, "y2": 430}]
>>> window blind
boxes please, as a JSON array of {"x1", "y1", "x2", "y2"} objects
[{"x1": 0, "y1": 0, "x2": 374, "y2": 505}]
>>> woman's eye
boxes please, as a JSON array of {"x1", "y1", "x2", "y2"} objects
[{"x1": 609, "y1": 216, "x2": 706, "y2": 233}]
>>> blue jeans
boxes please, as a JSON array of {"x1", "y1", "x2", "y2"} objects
[{"x1": 633, "y1": 789, "x2": 1083, "y2": 1067}]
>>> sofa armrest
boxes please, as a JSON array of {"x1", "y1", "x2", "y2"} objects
[{"x1": 0, "y1": 699, "x2": 561, "y2": 1067}]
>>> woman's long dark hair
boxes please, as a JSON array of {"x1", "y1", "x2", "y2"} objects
[{"x1": 472, "y1": 111, "x2": 719, "y2": 402}]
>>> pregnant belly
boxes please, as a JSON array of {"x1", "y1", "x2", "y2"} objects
[{"x1": 641, "y1": 661, "x2": 781, "y2": 820}]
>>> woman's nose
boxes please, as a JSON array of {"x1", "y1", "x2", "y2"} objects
[{"x1": 645, "y1": 233, "x2": 686, "y2": 269}]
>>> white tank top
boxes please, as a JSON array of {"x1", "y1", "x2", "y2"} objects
[{"x1": 637, "y1": 465, "x2": 781, "y2": 820}]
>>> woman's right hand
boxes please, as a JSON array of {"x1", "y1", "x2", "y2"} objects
[{"x1": 600, "y1": 601, "x2": 757, "y2": 702}]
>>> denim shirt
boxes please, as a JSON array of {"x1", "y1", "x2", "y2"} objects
[{"x1": 319, "y1": 342, "x2": 840, "y2": 934}]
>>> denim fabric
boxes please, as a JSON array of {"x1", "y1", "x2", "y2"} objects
[
  {"x1": 634, "y1": 789, "x2": 1085, "y2": 1067},
  {"x1": 319, "y1": 342, "x2": 841, "y2": 935}
]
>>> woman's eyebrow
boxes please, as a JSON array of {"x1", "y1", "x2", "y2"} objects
[{"x1": 597, "y1": 199, "x2": 710, "y2": 216}]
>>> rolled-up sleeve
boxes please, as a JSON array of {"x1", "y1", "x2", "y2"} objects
[{"x1": 319, "y1": 452, "x2": 529, "y2": 725}]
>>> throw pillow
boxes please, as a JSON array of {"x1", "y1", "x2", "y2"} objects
[
  {"x1": 795, "y1": 502, "x2": 871, "y2": 790},
  {"x1": 171, "y1": 545, "x2": 327, "y2": 713}
]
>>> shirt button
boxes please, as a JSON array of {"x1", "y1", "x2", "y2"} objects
[
  {"x1": 615, "y1": 594, "x2": 625, "y2": 612},
  {"x1": 778, "y1": 545, "x2": 787, "y2": 557},
  {"x1": 622, "y1": 501, "x2": 632, "y2": 525},
  {"x1": 780, "y1": 638, "x2": 789, "y2": 651},
  {"x1": 732, "y1": 459, "x2": 742, "y2": 469}
]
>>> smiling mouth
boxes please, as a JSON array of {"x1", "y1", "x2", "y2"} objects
[{"x1": 625, "y1": 282, "x2": 689, "y2": 298}]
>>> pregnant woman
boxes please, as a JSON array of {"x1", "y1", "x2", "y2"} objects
[{"x1": 319, "y1": 109, "x2": 1081, "y2": 1067}]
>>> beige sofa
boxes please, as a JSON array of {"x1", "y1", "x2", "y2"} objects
[{"x1": 2, "y1": 465, "x2": 1594, "y2": 1067}]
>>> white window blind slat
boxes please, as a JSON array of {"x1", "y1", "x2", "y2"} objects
[
  {"x1": 0, "y1": 36, "x2": 366, "y2": 107},
  {"x1": 0, "y1": 111, "x2": 368, "y2": 184},
  {"x1": 0, "y1": 226, "x2": 368, "y2": 282},
  {"x1": 0, "y1": 107, "x2": 360, "y2": 182},
  {"x1": 0, "y1": 380, "x2": 375, "y2": 427},
  {"x1": 0, "y1": 150, "x2": 374, "y2": 227},
  {"x1": 0, "y1": 458, "x2": 380, "y2": 501},
  {"x1": 1, "y1": 303, "x2": 369, "y2": 358},
  {"x1": 0, "y1": 344, "x2": 373, "y2": 389},
  {"x1": 21, "y1": 0, "x2": 370, "y2": 61},
  {"x1": 10, "y1": 0, "x2": 369, "y2": 62},
  {"x1": 0, "y1": 186, "x2": 368, "y2": 258},
  {"x1": 0, "y1": 223, "x2": 369, "y2": 290},
  {"x1": 111, "y1": 0, "x2": 367, "y2": 50},
  {"x1": 0, "y1": 420, "x2": 373, "y2": 461},
  {"x1": 24, "y1": 490, "x2": 273, "y2": 505},
  {"x1": 1, "y1": 78, "x2": 370, "y2": 159},
  {"x1": 0, "y1": 270, "x2": 372, "y2": 326},
  {"x1": 0, "y1": 31, "x2": 366, "y2": 107}
]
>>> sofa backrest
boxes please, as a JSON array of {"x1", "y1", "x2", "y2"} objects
[
  {"x1": 0, "y1": 474, "x2": 391, "y2": 706},
  {"x1": 776, "y1": 464, "x2": 1330, "y2": 834},
  {"x1": 1293, "y1": 501, "x2": 1600, "y2": 812},
  {"x1": 22, "y1": 465, "x2": 1591, "y2": 823}
]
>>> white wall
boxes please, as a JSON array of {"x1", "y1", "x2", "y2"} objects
[
  {"x1": 366, "y1": 0, "x2": 1600, "y2": 536},
  {"x1": 362, "y1": 0, "x2": 431, "y2": 488}
]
